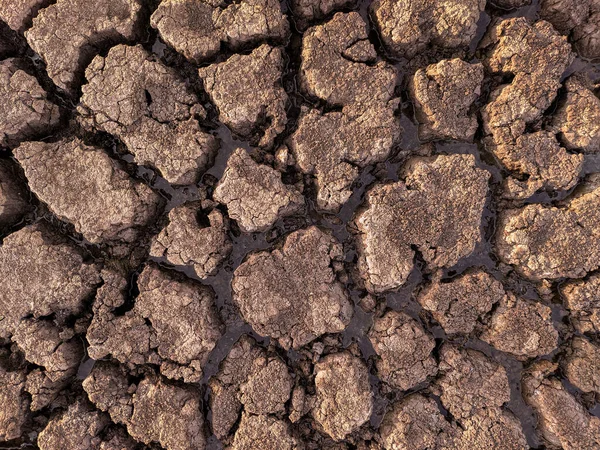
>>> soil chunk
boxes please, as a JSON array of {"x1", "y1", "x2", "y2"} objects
[
  {"x1": 37, "y1": 400, "x2": 110, "y2": 450},
  {"x1": 450, "y1": 408, "x2": 528, "y2": 450},
  {"x1": 25, "y1": 0, "x2": 143, "y2": 93},
  {"x1": 209, "y1": 335, "x2": 293, "y2": 439},
  {"x1": 434, "y1": 345, "x2": 510, "y2": 419},
  {"x1": 151, "y1": 0, "x2": 289, "y2": 64},
  {"x1": 541, "y1": 0, "x2": 600, "y2": 59},
  {"x1": 15, "y1": 138, "x2": 161, "y2": 245},
  {"x1": 199, "y1": 45, "x2": 288, "y2": 149},
  {"x1": 87, "y1": 265, "x2": 223, "y2": 383},
  {"x1": 367, "y1": 310, "x2": 437, "y2": 390},
  {"x1": 0, "y1": 0, "x2": 50, "y2": 33},
  {"x1": 80, "y1": 44, "x2": 218, "y2": 185},
  {"x1": 379, "y1": 394, "x2": 456, "y2": 450},
  {"x1": 290, "y1": 0, "x2": 355, "y2": 29},
  {"x1": 560, "y1": 273, "x2": 600, "y2": 333},
  {"x1": 312, "y1": 351, "x2": 373, "y2": 441},
  {"x1": 523, "y1": 361, "x2": 600, "y2": 449},
  {"x1": 0, "y1": 367, "x2": 28, "y2": 441},
  {"x1": 0, "y1": 59, "x2": 59, "y2": 147},
  {"x1": 0, "y1": 160, "x2": 30, "y2": 230},
  {"x1": 232, "y1": 226, "x2": 352, "y2": 349},
  {"x1": 83, "y1": 362, "x2": 133, "y2": 425},
  {"x1": 561, "y1": 337, "x2": 600, "y2": 395},
  {"x1": 231, "y1": 413, "x2": 300, "y2": 450},
  {"x1": 496, "y1": 175, "x2": 600, "y2": 281},
  {"x1": 84, "y1": 366, "x2": 207, "y2": 450},
  {"x1": 127, "y1": 376, "x2": 206, "y2": 450},
  {"x1": 480, "y1": 295, "x2": 558, "y2": 359},
  {"x1": 482, "y1": 18, "x2": 579, "y2": 199},
  {"x1": 0, "y1": 223, "x2": 100, "y2": 339},
  {"x1": 354, "y1": 154, "x2": 489, "y2": 293},
  {"x1": 550, "y1": 73, "x2": 600, "y2": 153},
  {"x1": 410, "y1": 58, "x2": 484, "y2": 142},
  {"x1": 12, "y1": 319, "x2": 83, "y2": 410},
  {"x1": 288, "y1": 12, "x2": 401, "y2": 211},
  {"x1": 370, "y1": 0, "x2": 485, "y2": 58},
  {"x1": 417, "y1": 269, "x2": 505, "y2": 335},
  {"x1": 213, "y1": 148, "x2": 304, "y2": 233},
  {"x1": 150, "y1": 205, "x2": 232, "y2": 278}
]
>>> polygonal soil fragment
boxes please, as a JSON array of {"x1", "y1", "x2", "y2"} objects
[
  {"x1": 0, "y1": 160, "x2": 30, "y2": 230},
  {"x1": 370, "y1": 0, "x2": 485, "y2": 58},
  {"x1": 151, "y1": 0, "x2": 289, "y2": 64},
  {"x1": 232, "y1": 226, "x2": 352, "y2": 349},
  {"x1": 15, "y1": 138, "x2": 161, "y2": 245},
  {"x1": 12, "y1": 319, "x2": 83, "y2": 410},
  {"x1": 199, "y1": 45, "x2": 287, "y2": 149},
  {"x1": 410, "y1": 58, "x2": 484, "y2": 142},
  {"x1": 0, "y1": 223, "x2": 101, "y2": 338},
  {"x1": 367, "y1": 310, "x2": 437, "y2": 390},
  {"x1": 353, "y1": 154, "x2": 489, "y2": 293},
  {"x1": 561, "y1": 337, "x2": 600, "y2": 395},
  {"x1": 85, "y1": 367, "x2": 207, "y2": 450},
  {"x1": 417, "y1": 269, "x2": 505, "y2": 335},
  {"x1": 434, "y1": 345, "x2": 510, "y2": 419},
  {"x1": 541, "y1": 0, "x2": 600, "y2": 59},
  {"x1": 288, "y1": 12, "x2": 401, "y2": 211},
  {"x1": 0, "y1": 0, "x2": 50, "y2": 33},
  {"x1": 560, "y1": 273, "x2": 600, "y2": 333},
  {"x1": 150, "y1": 205, "x2": 232, "y2": 278},
  {"x1": 298, "y1": 12, "x2": 395, "y2": 108},
  {"x1": 379, "y1": 394, "x2": 456, "y2": 450},
  {"x1": 0, "y1": 367, "x2": 28, "y2": 441},
  {"x1": 209, "y1": 335, "x2": 293, "y2": 439},
  {"x1": 231, "y1": 413, "x2": 300, "y2": 450},
  {"x1": 450, "y1": 408, "x2": 528, "y2": 450},
  {"x1": 523, "y1": 361, "x2": 600, "y2": 449},
  {"x1": 290, "y1": 0, "x2": 355, "y2": 29},
  {"x1": 86, "y1": 270, "x2": 153, "y2": 367},
  {"x1": 550, "y1": 73, "x2": 600, "y2": 153},
  {"x1": 480, "y1": 295, "x2": 558, "y2": 359},
  {"x1": 80, "y1": 44, "x2": 218, "y2": 185},
  {"x1": 25, "y1": 0, "x2": 143, "y2": 93},
  {"x1": 127, "y1": 376, "x2": 206, "y2": 450},
  {"x1": 213, "y1": 148, "x2": 304, "y2": 233},
  {"x1": 0, "y1": 59, "x2": 59, "y2": 147},
  {"x1": 37, "y1": 400, "x2": 110, "y2": 450},
  {"x1": 496, "y1": 131, "x2": 583, "y2": 199},
  {"x1": 82, "y1": 362, "x2": 132, "y2": 425},
  {"x1": 87, "y1": 264, "x2": 223, "y2": 383},
  {"x1": 496, "y1": 175, "x2": 600, "y2": 281},
  {"x1": 482, "y1": 18, "x2": 578, "y2": 199},
  {"x1": 312, "y1": 351, "x2": 373, "y2": 441}
]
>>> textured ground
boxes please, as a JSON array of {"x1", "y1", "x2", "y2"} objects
[{"x1": 1, "y1": 0, "x2": 600, "y2": 449}]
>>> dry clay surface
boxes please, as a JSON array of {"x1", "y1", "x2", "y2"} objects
[{"x1": 1, "y1": 0, "x2": 600, "y2": 449}]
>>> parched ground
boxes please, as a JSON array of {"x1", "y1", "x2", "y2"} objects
[{"x1": 1, "y1": 0, "x2": 600, "y2": 449}]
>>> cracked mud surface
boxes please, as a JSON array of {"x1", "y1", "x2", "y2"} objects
[{"x1": 1, "y1": 0, "x2": 600, "y2": 449}]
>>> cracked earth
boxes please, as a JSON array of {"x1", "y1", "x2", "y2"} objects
[{"x1": 1, "y1": 0, "x2": 600, "y2": 449}]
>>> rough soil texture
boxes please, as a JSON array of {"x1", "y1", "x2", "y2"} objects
[
  {"x1": 80, "y1": 44, "x2": 218, "y2": 185},
  {"x1": 2, "y1": 1, "x2": 600, "y2": 449},
  {"x1": 15, "y1": 138, "x2": 161, "y2": 245},
  {"x1": 232, "y1": 226, "x2": 352, "y2": 349},
  {"x1": 353, "y1": 153, "x2": 489, "y2": 293},
  {"x1": 213, "y1": 148, "x2": 304, "y2": 232},
  {"x1": 0, "y1": 58, "x2": 59, "y2": 147}
]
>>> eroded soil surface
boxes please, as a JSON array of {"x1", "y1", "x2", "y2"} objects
[{"x1": 1, "y1": 0, "x2": 600, "y2": 449}]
